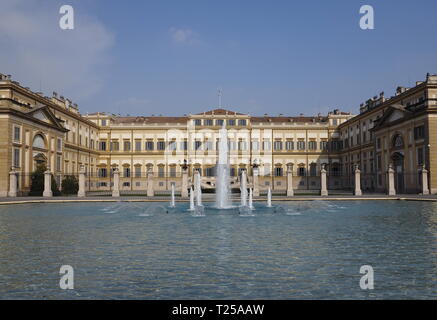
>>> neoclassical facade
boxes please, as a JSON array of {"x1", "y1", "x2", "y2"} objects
[{"x1": 1, "y1": 72, "x2": 436, "y2": 196}]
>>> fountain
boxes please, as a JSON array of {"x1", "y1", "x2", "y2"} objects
[
  {"x1": 267, "y1": 187, "x2": 272, "y2": 207},
  {"x1": 240, "y1": 170, "x2": 248, "y2": 207},
  {"x1": 188, "y1": 187, "x2": 195, "y2": 211},
  {"x1": 248, "y1": 188, "x2": 254, "y2": 210},
  {"x1": 215, "y1": 124, "x2": 232, "y2": 209},
  {"x1": 170, "y1": 184, "x2": 175, "y2": 208},
  {"x1": 194, "y1": 170, "x2": 202, "y2": 206}
]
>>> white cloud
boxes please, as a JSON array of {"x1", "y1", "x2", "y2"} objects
[
  {"x1": 0, "y1": 0, "x2": 114, "y2": 101},
  {"x1": 169, "y1": 27, "x2": 199, "y2": 45}
]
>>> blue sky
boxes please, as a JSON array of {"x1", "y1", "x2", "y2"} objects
[{"x1": 1, "y1": 0, "x2": 437, "y2": 116}]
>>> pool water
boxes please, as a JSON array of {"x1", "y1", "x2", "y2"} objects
[{"x1": 0, "y1": 201, "x2": 435, "y2": 299}]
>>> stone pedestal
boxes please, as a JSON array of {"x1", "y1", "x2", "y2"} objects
[
  {"x1": 354, "y1": 165, "x2": 362, "y2": 196},
  {"x1": 8, "y1": 168, "x2": 17, "y2": 197},
  {"x1": 420, "y1": 165, "x2": 430, "y2": 195},
  {"x1": 320, "y1": 165, "x2": 328, "y2": 196},
  {"x1": 253, "y1": 167, "x2": 260, "y2": 197},
  {"x1": 286, "y1": 164, "x2": 294, "y2": 197},
  {"x1": 387, "y1": 164, "x2": 396, "y2": 196},
  {"x1": 78, "y1": 166, "x2": 86, "y2": 197},
  {"x1": 147, "y1": 170, "x2": 154, "y2": 197},
  {"x1": 43, "y1": 170, "x2": 53, "y2": 198},
  {"x1": 181, "y1": 168, "x2": 189, "y2": 198},
  {"x1": 112, "y1": 168, "x2": 120, "y2": 197}
]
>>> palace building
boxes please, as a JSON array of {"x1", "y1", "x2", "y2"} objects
[{"x1": 1, "y1": 72, "x2": 437, "y2": 196}]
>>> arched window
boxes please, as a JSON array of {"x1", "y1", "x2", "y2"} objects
[
  {"x1": 32, "y1": 134, "x2": 45, "y2": 149},
  {"x1": 393, "y1": 134, "x2": 404, "y2": 148}
]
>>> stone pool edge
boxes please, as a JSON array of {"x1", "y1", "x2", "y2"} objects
[{"x1": 1, "y1": 195, "x2": 437, "y2": 206}]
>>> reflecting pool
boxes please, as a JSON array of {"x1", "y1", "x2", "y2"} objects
[{"x1": 0, "y1": 200, "x2": 436, "y2": 299}]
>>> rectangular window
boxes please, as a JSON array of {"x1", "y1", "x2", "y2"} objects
[
  {"x1": 101, "y1": 119, "x2": 107, "y2": 126},
  {"x1": 228, "y1": 119, "x2": 236, "y2": 126},
  {"x1": 124, "y1": 141, "x2": 131, "y2": 151},
  {"x1": 204, "y1": 119, "x2": 213, "y2": 126},
  {"x1": 123, "y1": 167, "x2": 131, "y2": 178},
  {"x1": 145, "y1": 141, "x2": 154, "y2": 151},
  {"x1": 168, "y1": 141, "x2": 177, "y2": 151},
  {"x1": 180, "y1": 141, "x2": 188, "y2": 151},
  {"x1": 205, "y1": 167, "x2": 214, "y2": 177},
  {"x1": 238, "y1": 119, "x2": 247, "y2": 126},
  {"x1": 99, "y1": 141, "x2": 107, "y2": 151},
  {"x1": 320, "y1": 141, "x2": 328, "y2": 150},
  {"x1": 157, "y1": 141, "x2": 165, "y2": 151},
  {"x1": 204, "y1": 141, "x2": 213, "y2": 151},
  {"x1": 13, "y1": 148, "x2": 20, "y2": 168},
  {"x1": 170, "y1": 166, "x2": 176, "y2": 177},
  {"x1": 251, "y1": 140, "x2": 260, "y2": 151},
  {"x1": 194, "y1": 119, "x2": 202, "y2": 126},
  {"x1": 310, "y1": 165, "x2": 317, "y2": 176},
  {"x1": 110, "y1": 141, "x2": 119, "y2": 151},
  {"x1": 275, "y1": 167, "x2": 283, "y2": 177},
  {"x1": 414, "y1": 125, "x2": 425, "y2": 140},
  {"x1": 230, "y1": 167, "x2": 236, "y2": 177},
  {"x1": 57, "y1": 138, "x2": 62, "y2": 151},
  {"x1": 216, "y1": 119, "x2": 224, "y2": 126},
  {"x1": 298, "y1": 167, "x2": 306, "y2": 177},
  {"x1": 308, "y1": 141, "x2": 317, "y2": 150},
  {"x1": 135, "y1": 141, "x2": 141, "y2": 151},
  {"x1": 417, "y1": 147, "x2": 424, "y2": 165},
  {"x1": 99, "y1": 168, "x2": 107, "y2": 178},
  {"x1": 158, "y1": 166, "x2": 165, "y2": 177},
  {"x1": 194, "y1": 141, "x2": 202, "y2": 151},
  {"x1": 135, "y1": 166, "x2": 141, "y2": 177},
  {"x1": 13, "y1": 126, "x2": 21, "y2": 142},
  {"x1": 297, "y1": 141, "x2": 306, "y2": 150},
  {"x1": 274, "y1": 141, "x2": 283, "y2": 151},
  {"x1": 238, "y1": 141, "x2": 247, "y2": 151},
  {"x1": 56, "y1": 155, "x2": 61, "y2": 172},
  {"x1": 285, "y1": 141, "x2": 294, "y2": 151},
  {"x1": 263, "y1": 140, "x2": 271, "y2": 151},
  {"x1": 229, "y1": 141, "x2": 236, "y2": 151}
]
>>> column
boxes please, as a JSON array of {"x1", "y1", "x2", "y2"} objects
[
  {"x1": 181, "y1": 167, "x2": 189, "y2": 198},
  {"x1": 43, "y1": 169, "x2": 53, "y2": 198},
  {"x1": 320, "y1": 164, "x2": 328, "y2": 196},
  {"x1": 387, "y1": 164, "x2": 396, "y2": 196},
  {"x1": 286, "y1": 164, "x2": 294, "y2": 197},
  {"x1": 253, "y1": 166, "x2": 260, "y2": 197},
  {"x1": 78, "y1": 166, "x2": 86, "y2": 197},
  {"x1": 147, "y1": 169, "x2": 154, "y2": 197},
  {"x1": 354, "y1": 165, "x2": 362, "y2": 196},
  {"x1": 420, "y1": 165, "x2": 430, "y2": 195},
  {"x1": 8, "y1": 168, "x2": 17, "y2": 197},
  {"x1": 112, "y1": 168, "x2": 120, "y2": 197}
]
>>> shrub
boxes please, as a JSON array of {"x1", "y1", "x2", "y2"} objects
[{"x1": 61, "y1": 175, "x2": 79, "y2": 195}]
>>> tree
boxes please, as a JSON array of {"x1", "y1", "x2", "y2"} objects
[{"x1": 61, "y1": 175, "x2": 79, "y2": 195}]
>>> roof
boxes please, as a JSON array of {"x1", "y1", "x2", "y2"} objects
[
  {"x1": 113, "y1": 116, "x2": 188, "y2": 124},
  {"x1": 195, "y1": 108, "x2": 246, "y2": 116},
  {"x1": 251, "y1": 116, "x2": 328, "y2": 123}
]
